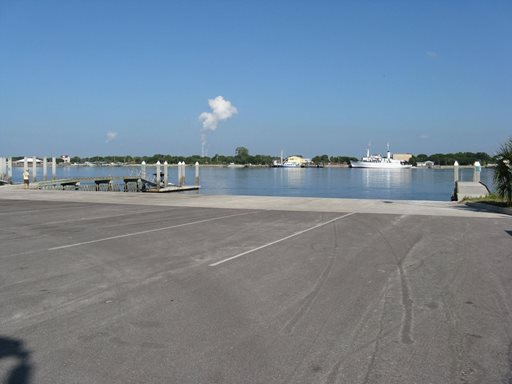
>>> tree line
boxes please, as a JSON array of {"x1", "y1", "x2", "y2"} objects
[
  {"x1": 311, "y1": 155, "x2": 358, "y2": 164},
  {"x1": 25, "y1": 148, "x2": 493, "y2": 166},
  {"x1": 409, "y1": 152, "x2": 494, "y2": 166}
]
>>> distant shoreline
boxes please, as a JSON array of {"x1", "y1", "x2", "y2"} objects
[{"x1": 10, "y1": 163, "x2": 491, "y2": 169}]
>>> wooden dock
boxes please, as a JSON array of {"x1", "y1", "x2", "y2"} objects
[{"x1": 34, "y1": 177, "x2": 200, "y2": 193}]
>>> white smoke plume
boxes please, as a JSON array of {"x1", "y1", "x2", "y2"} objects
[{"x1": 199, "y1": 96, "x2": 237, "y2": 156}]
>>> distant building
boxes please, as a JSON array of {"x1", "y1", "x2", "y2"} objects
[
  {"x1": 14, "y1": 157, "x2": 42, "y2": 165},
  {"x1": 61, "y1": 155, "x2": 71, "y2": 163},
  {"x1": 417, "y1": 161, "x2": 435, "y2": 168},
  {"x1": 392, "y1": 153, "x2": 413, "y2": 162},
  {"x1": 273, "y1": 155, "x2": 310, "y2": 167},
  {"x1": 286, "y1": 155, "x2": 308, "y2": 166}
]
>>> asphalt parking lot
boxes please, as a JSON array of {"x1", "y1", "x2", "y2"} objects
[{"x1": 1, "y1": 192, "x2": 512, "y2": 383}]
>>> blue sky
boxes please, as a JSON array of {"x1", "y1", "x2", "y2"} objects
[{"x1": 1, "y1": 0, "x2": 511, "y2": 158}]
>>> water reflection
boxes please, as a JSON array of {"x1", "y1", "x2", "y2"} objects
[
  {"x1": 360, "y1": 168, "x2": 413, "y2": 190},
  {"x1": 347, "y1": 168, "x2": 414, "y2": 200},
  {"x1": 281, "y1": 168, "x2": 305, "y2": 188}
]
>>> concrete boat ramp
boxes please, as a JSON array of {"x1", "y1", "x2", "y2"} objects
[
  {"x1": 454, "y1": 181, "x2": 491, "y2": 201},
  {"x1": 1, "y1": 189, "x2": 512, "y2": 383}
]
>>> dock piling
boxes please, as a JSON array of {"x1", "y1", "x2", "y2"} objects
[
  {"x1": 178, "y1": 162, "x2": 182, "y2": 187},
  {"x1": 454, "y1": 161, "x2": 459, "y2": 182},
  {"x1": 43, "y1": 157, "x2": 48, "y2": 181},
  {"x1": 164, "y1": 161, "x2": 168, "y2": 186},
  {"x1": 156, "y1": 161, "x2": 161, "y2": 191},
  {"x1": 181, "y1": 162, "x2": 186, "y2": 187},
  {"x1": 7, "y1": 157, "x2": 12, "y2": 183},
  {"x1": 473, "y1": 161, "x2": 481, "y2": 183},
  {"x1": 32, "y1": 156, "x2": 37, "y2": 182},
  {"x1": 141, "y1": 161, "x2": 146, "y2": 180},
  {"x1": 195, "y1": 162, "x2": 199, "y2": 186},
  {"x1": 52, "y1": 157, "x2": 56, "y2": 180},
  {"x1": 0, "y1": 157, "x2": 5, "y2": 180}
]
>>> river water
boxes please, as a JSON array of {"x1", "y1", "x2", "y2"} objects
[{"x1": 9, "y1": 165, "x2": 495, "y2": 201}]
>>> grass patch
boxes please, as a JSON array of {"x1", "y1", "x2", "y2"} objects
[{"x1": 463, "y1": 193, "x2": 511, "y2": 207}]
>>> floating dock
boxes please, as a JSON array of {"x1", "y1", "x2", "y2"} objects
[{"x1": 33, "y1": 177, "x2": 200, "y2": 193}]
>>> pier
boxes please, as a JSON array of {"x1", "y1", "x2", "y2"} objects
[{"x1": 0, "y1": 157, "x2": 201, "y2": 194}]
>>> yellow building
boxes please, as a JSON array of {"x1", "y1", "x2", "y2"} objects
[{"x1": 285, "y1": 156, "x2": 307, "y2": 166}]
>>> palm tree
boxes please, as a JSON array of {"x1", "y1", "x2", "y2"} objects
[{"x1": 493, "y1": 137, "x2": 512, "y2": 206}]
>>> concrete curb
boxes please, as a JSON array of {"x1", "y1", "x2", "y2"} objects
[{"x1": 2, "y1": 188, "x2": 511, "y2": 218}]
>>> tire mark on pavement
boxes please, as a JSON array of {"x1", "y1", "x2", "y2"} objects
[
  {"x1": 373, "y1": 218, "x2": 417, "y2": 345},
  {"x1": 280, "y1": 249, "x2": 336, "y2": 335},
  {"x1": 505, "y1": 342, "x2": 512, "y2": 384},
  {"x1": 398, "y1": 261, "x2": 414, "y2": 344},
  {"x1": 281, "y1": 219, "x2": 344, "y2": 335},
  {"x1": 361, "y1": 278, "x2": 391, "y2": 384},
  {"x1": 323, "y1": 275, "x2": 395, "y2": 384}
]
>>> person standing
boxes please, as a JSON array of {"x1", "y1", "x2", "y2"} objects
[{"x1": 23, "y1": 169, "x2": 30, "y2": 188}]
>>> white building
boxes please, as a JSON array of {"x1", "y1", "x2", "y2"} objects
[
  {"x1": 61, "y1": 155, "x2": 71, "y2": 163},
  {"x1": 14, "y1": 157, "x2": 42, "y2": 165}
]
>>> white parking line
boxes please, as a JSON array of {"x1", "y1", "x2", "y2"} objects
[
  {"x1": 209, "y1": 212, "x2": 355, "y2": 267},
  {"x1": 48, "y1": 211, "x2": 257, "y2": 251}
]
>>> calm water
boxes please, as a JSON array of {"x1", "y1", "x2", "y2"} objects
[{"x1": 9, "y1": 165, "x2": 495, "y2": 201}]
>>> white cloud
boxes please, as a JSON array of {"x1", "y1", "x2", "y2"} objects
[
  {"x1": 105, "y1": 131, "x2": 118, "y2": 143},
  {"x1": 419, "y1": 134, "x2": 429, "y2": 139},
  {"x1": 426, "y1": 51, "x2": 439, "y2": 59}
]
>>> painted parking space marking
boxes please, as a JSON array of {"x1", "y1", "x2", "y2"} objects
[
  {"x1": 209, "y1": 212, "x2": 355, "y2": 267},
  {"x1": 48, "y1": 211, "x2": 258, "y2": 251}
]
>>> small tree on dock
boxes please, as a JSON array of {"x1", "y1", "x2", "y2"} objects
[{"x1": 493, "y1": 137, "x2": 512, "y2": 206}]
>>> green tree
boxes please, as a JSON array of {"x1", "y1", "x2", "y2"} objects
[
  {"x1": 312, "y1": 154, "x2": 329, "y2": 164},
  {"x1": 235, "y1": 146, "x2": 250, "y2": 164},
  {"x1": 329, "y1": 156, "x2": 357, "y2": 164},
  {"x1": 416, "y1": 154, "x2": 429, "y2": 162},
  {"x1": 493, "y1": 137, "x2": 512, "y2": 206}
]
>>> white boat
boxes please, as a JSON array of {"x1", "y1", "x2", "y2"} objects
[
  {"x1": 281, "y1": 161, "x2": 302, "y2": 168},
  {"x1": 227, "y1": 163, "x2": 245, "y2": 168},
  {"x1": 350, "y1": 144, "x2": 412, "y2": 169}
]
